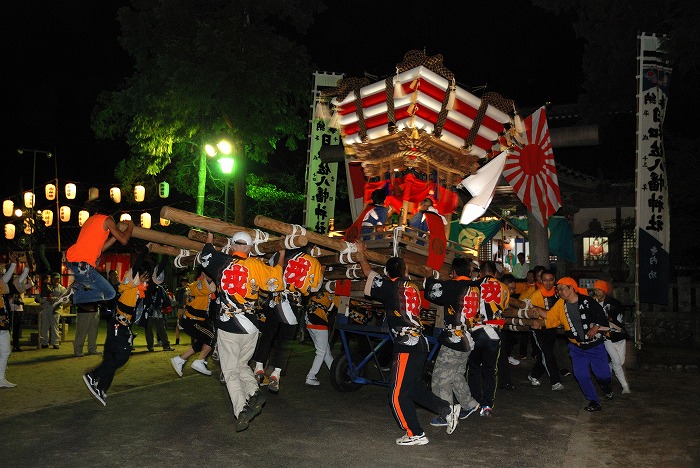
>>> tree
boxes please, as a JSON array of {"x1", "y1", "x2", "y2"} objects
[
  {"x1": 92, "y1": 0, "x2": 325, "y2": 225},
  {"x1": 530, "y1": 0, "x2": 699, "y2": 129}
]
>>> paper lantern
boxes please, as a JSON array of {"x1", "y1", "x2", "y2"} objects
[
  {"x1": 14, "y1": 208, "x2": 22, "y2": 217},
  {"x1": 4, "y1": 224, "x2": 15, "y2": 239},
  {"x1": 42, "y1": 209, "x2": 54, "y2": 227},
  {"x1": 120, "y1": 213, "x2": 132, "y2": 222},
  {"x1": 160, "y1": 217, "x2": 170, "y2": 227},
  {"x1": 45, "y1": 184, "x2": 56, "y2": 201},
  {"x1": 78, "y1": 210, "x2": 90, "y2": 226},
  {"x1": 140, "y1": 212, "x2": 152, "y2": 229},
  {"x1": 65, "y1": 183, "x2": 76, "y2": 199},
  {"x1": 24, "y1": 191, "x2": 35, "y2": 208},
  {"x1": 159, "y1": 182, "x2": 169, "y2": 198},
  {"x1": 110, "y1": 187, "x2": 122, "y2": 203},
  {"x1": 3, "y1": 200, "x2": 13, "y2": 217},
  {"x1": 60, "y1": 206, "x2": 71, "y2": 222},
  {"x1": 88, "y1": 187, "x2": 99, "y2": 201},
  {"x1": 23, "y1": 218, "x2": 34, "y2": 235},
  {"x1": 134, "y1": 185, "x2": 145, "y2": 202}
]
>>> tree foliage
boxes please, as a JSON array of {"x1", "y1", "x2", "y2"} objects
[
  {"x1": 92, "y1": 0, "x2": 325, "y2": 199},
  {"x1": 531, "y1": 0, "x2": 699, "y2": 126}
]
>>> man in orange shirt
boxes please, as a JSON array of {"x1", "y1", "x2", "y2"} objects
[{"x1": 53, "y1": 207, "x2": 134, "y2": 308}]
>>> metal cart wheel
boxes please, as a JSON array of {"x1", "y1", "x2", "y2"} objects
[{"x1": 330, "y1": 351, "x2": 366, "y2": 392}]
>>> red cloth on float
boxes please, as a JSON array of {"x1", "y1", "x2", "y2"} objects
[
  {"x1": 344, "y1": 204, "x2": 375, "y2": 242},
  {"x1": 335, "y1": 279, "x2": 352, "y2": 297},
  {"x1": 424, "y1": 211, "x2": 447, "y2": 270}
]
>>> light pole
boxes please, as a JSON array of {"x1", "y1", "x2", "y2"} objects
[
  {"x1": 17, "y1": 148, "x2": 61, "y2": 251},
  {"x1": 202, "y1": 139, "x2": 233, "y2": 221}
]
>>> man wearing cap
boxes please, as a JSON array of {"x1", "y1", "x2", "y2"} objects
[
  {"x1": 592, "y1": 279, "x2": 630, "y2": 394},
  {"x1": 39, "y1": 273, "x2": 66, "y2": 349},
  {"x1": 199, "y1": 231, "x2": 285, "y2": 432},
  {"x1": 535, "y1": 277, "x2": 613, "y2": 411}
]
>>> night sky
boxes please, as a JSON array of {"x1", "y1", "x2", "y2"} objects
[{"x1": 3, "y1": 1, "x2": 585, "y2": 203}]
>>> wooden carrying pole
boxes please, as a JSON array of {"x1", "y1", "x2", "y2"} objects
[
  {"x1": 187, "y1": 229, "x2": 308, "y2": 255},
  {"x1": 147, "y1": 243, "x2": 197, "y2": 266},
  {"x1": 160, "y1": 206, "x2": 255, "y2": 237},
  {"x1": 254, "y1": 215, "x2": 434, "y2": 277},
  {"x1": 120, "y1": 224, "x2": 203, "y2": 251}
]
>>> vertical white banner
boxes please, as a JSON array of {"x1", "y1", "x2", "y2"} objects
[
  {"x1": 304, "y1": 72, "x2": 343, "y2": 234},
  {"x1": 636, "y1": 33, "x2": 671, "y2": 305}
]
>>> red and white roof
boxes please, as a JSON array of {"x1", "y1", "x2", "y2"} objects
[{"x1": 331, "y1": 66, "x2": 510, "y2": 157}]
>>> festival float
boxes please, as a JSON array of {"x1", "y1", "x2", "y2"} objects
[{"x1": 128, "y1": 51, "x2": 552, "y2": 390}]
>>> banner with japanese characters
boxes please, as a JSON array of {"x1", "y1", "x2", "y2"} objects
[
  {"x1": 636, "y1": 33, "x2": 671, "y2": 305},
  {"x1": 304, "y1": 72, "x2": 343, "y2": 234}
]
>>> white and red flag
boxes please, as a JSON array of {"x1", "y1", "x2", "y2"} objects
[{"x1": 502, "y1": 106, "x2": 561, "y2": 227}]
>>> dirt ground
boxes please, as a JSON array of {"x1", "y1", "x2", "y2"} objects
[{"x1": 1, "y1": 321, "x2": 699, "y2": 467}]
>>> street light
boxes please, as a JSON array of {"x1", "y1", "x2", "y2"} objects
[
  {"x1": 17, "y1": 148, "x2": 62, "y2": 251},
  {"x1": 198, "y1": 139, "x2": 233, "y2": 219},
  {"x1": 218, "y1": 154, "x2": 234, "y2": 222}
]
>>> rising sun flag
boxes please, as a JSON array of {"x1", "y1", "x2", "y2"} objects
[{"x1": 502, "y1": 106, "x2": 561, "y2": 227}]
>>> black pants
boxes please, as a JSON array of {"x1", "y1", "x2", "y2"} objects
[
  {"x1": 89, "y1": 321, "x2": 132, "y2": 392},
  {"x1": 180, "y1": 318, "x2": 216, "y2": 352},
  {"x1": 11, "y1": 311, "x2": 22, "y2": 349},
  {"x1": 389, "y1": 348, "x2": 449, "y2": 437},
  {"x1": 146, "y1": 316, "x2": 170, "y2": 349},
  {"x1": 497, "y1": 329, "x2": 516, "y2": 386},
  {"x1": 253, "y1": 306, "x2": 298, "y2": 370},
  {"x1": 467, "y1": 327, "x2": 501, "y2": 408},
  {"x1": 531, "y1": 328, "x2": 561, "y2": 385}
]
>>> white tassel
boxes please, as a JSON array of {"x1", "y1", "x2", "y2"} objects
[
  {"x1": 315, "y1": 100, "x2": 331, "y2": 121},
  {"x1": 514, "y1": 113, "x2": 524, "y2": 134},
  {"x1": 394, "y1": 67, "x2": 404, "y2": 98},
  {"x1": 446, "y1": 79, "x2": 456, "y2": 111},
  {"x1": 329, "y1": 108, "x2": 341, "y2": 129},
  {"x1": 513, "y1": 103, "x2": 525, "y2": 134}
]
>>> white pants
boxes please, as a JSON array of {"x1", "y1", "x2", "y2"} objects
[
  {"x1": 604, "y1": 339, "x2": 629, "y2": 390},
  {"x1": 307, "y1": 327, "x2": 333, "y2": 379},
  {"x1": 218, "y1": 330, "x2": 259, "y2": 417},
  {"x1": 0, "y1": 330, "x2": 11, "y2": 380}
]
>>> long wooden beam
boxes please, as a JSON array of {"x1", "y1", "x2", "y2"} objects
[
  {"x1": 160, "y1": 206, "x2": 254, "y2": 237},
  {"x1": 254, "y1": 215, "x2": 434, "y2": 277},
  {"x1": 121, "y1": 224, "x2": 203, "y2": 251},
  {"x1": 187, "y1": 229, "x2": 308, "y2": 254}
]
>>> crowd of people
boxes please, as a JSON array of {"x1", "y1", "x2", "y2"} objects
[{"x1": 0, "y1": 206, "x2": 632, "y2": 445}]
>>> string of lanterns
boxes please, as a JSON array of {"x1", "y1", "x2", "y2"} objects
[{"x1": 3, "y1": 181, "x2": 171, "y2": 240}]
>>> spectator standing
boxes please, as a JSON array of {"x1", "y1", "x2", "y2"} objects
[
  {"x1": 73, "y1": 302, "x2": 101, "y2": 357},
  {"x1": 39, "y1": 273, "x2": 66, "y2": 349},
  {"x1": 0, "y1": 262, "x2": 17, "y2": 387},
  {"x1": 9, "y1": 264, "x2": 33, "y2": 352}
]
